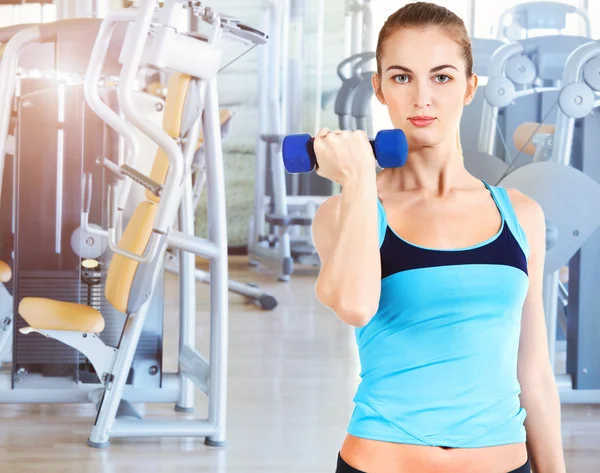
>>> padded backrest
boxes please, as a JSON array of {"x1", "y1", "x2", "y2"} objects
[
  {"x1": 146, "y1": 72, "x2": 193, "y2": 202},
  {"x1": 107, "y1": 74, "x2": 194, "y2": 311},
  {"x1": 0, "y1": 259, "x2": 11, "y2": 283},
  {"x1": 146, "y1": 74, "x2": 233, "y2": 203},
  {"x1": 105, "y1": 201, "x2": 158, "y2": 313},
  {"x1": 107, "y1": 74, "x2": 235, "y2": 313},
  {"x1": 513, "y1": 122, "x2": 556, "y2": 155}
]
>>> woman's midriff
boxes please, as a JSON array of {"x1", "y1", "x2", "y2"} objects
[{"x1": 340, "y1": 434, "x2": 528, "y2": 473}]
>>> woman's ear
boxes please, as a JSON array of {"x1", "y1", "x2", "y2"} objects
[
  {"x1": 464, "y1": 73, "x2": 478, "y2": 105},
  {"x1": 372, "y1": 73, "x2": 385, "y2": 105}
]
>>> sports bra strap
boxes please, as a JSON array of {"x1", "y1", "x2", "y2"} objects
[{"x1": 486, "y1": 183, "x2": 530, "y2": 260}]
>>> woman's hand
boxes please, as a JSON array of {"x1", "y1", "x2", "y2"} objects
[{"x1": 313, "y1": 128, "x2": 377, "y2": 186}]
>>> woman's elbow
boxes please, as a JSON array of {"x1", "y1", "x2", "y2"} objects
[
  {"x1": 315, "y1": 288, "x2": 376, "y2": 327},
  {"x1": 335, "y1": 302, "x2": 377, "y2": 327},
  {"x1": 315, "y1": 279, "x2": 379, "y2": 327}
]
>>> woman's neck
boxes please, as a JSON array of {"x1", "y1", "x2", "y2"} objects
[{"x1": 380, "y1": 144, "x2": 472, "y2": 196}]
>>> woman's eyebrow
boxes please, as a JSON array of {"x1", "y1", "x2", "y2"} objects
[{"x1": 385, "y1": 64, "x2": 458, "y2": 73}]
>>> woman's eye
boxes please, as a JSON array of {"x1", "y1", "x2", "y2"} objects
[
  {"x1": 435, "y1": 74, "x2": 451, "y2": 83},
  {"x1": 393, "y1": 74, "x2": 410, "y2": 83}
]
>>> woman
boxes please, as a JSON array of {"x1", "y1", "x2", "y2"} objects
[{"x1": 311, "y1": 2, "x2": 566, "y2": 473}]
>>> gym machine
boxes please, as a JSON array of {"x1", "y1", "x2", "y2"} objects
[
  {"x1": 0, "y1": 22, "x2": 51, "y2": 367},
  {"x1": 340, "y1": 0, "x2": 374, "y2": 134},
  {"x1": 459, "y1": 38, "x2": 504, "y2": 154},
  {"x1": 0, "y1": 12, "x2": 275, "y2": 382},
  {"x1": 466, "y1": 34, "x2": 600, "y2": 403},
  {"x1": 334, "y1": 52, "x2": 375, "y2": 132},
  {"x1": 0, "y1": 17, "x2": 168, "y2": 400},
  {"x1": 158, "y1": 11, "x2": 276, "y2": 309},
  {"x1": 344, "y1": 0, "x2": 373, "y2": 71},
  {"x1": 466, "y1": 33, "x2": 592, "y2": 182},
  {"x1": 462, "y1": 2, "x2": 592, "y2": 155},
  {"x1": 0, "y1": 0, "x2": 266, "y2": 447},
  {"x1": 497, "y1": 40, "x2": 600, "y2": 404},
  {"x1": 249, "y1": 0, "x2": 330, "y2": 282}
]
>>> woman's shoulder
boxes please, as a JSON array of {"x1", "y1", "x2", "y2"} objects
[
  {"x1": 501, "y1": 187, "x2": 546, "y2": 245},
  {"x1": 502, "y1": 187, "x2": 543, "y2": 220}
]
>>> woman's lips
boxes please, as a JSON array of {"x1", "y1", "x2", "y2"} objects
[{"x1": 408, "y1": 117, "x2": 435, "y2": 127}]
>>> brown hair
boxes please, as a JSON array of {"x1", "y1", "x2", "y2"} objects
[{"x1": 375, "y1": 1, "x2": 473, "y2": 77}]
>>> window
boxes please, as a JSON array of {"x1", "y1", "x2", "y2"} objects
[
  {"x1": 475, "y1": 0, "x2": 590, "y2": 39},
  {"x1": 0, "y1": 3, "x2": 56, "y2": 28},
  {"x1": 588, "y1": 0, "x2": 600, "y2": 38}
]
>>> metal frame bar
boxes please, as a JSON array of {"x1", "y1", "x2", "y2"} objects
[
  {"x1": 0, "y1": 26, "x2": 41, "y2": 207},
  {"x1": 477, "y1": 41, "x2": 524, "y2": 157},
  {"x1": 200, "y1": 76, "x2": 229, "y2": 446},
  {"x1": 110, "y1": 419, "x2": 217, "y2": 438},
  {"x1": 117, "y1": 0, "x2": 183, "y2": 236},
  {"x1": 167, "y1": 230, "x2": 220, "y2": 259},
  {"x1": 88, "y1": 297, "x2": 161, "y2": 447},
  {"x1": 0, "y1": 372, "x2": 181, "y2": 403},
  {"x1": 557, "y1": 374, "x2": 600, "y2": 404},
  {"x1": 83, "y1": 8, "x2": 144, "y2": 213},
  {"x1": 249, "y1": 1, "x2": 297, "y2": 282},
  {"x1": 179, "y1": 344, "x2": 209, "y2": 395},
  {"x1": 163, "y1": 254, "x2": 274, "y2": 304},
  {"x1": 175, "y1": 104, "x2": 204, "y2": 411},
  {"x1": 176, "y1": 173, "x2": 197, "y2": 411}
]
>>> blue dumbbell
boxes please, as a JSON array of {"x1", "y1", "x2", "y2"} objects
[{"x1": 282, "y1": 129, "x2": 409, "y2": 174}]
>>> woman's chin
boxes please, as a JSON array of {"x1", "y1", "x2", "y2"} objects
[{"x1": 406, "y1": 132, "x2": 439, "y2": 149}]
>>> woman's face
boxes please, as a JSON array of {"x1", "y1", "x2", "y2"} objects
[{"x1": 373, "y1": 26, "x2": 477, "y2": 150}]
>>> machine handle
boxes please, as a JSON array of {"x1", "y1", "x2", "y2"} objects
[
  {"x1": 120, "y1": 164, "x2": 163, "y2": 198},
  {"x1": 336, "y1": 51, "x2": 375, "y2": 82}
]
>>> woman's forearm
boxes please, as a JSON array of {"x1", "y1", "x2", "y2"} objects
[
  {"x1": 519, "y1": 373, "x2": 566, "y2": 473},
  {"x1": 316, "y1": 176, "x2": 381, "y2": 326}
]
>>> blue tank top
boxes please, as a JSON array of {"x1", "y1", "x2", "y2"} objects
[{"x1": 347, "y1": 181, "x2": 530, "y2": 448}]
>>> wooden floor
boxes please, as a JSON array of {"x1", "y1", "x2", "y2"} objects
[{"x1": 0, "y1": 257, "x2": 598, "y2": 472}]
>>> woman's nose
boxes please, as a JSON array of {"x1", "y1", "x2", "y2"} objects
[{"x1": 413, "y1": 80, "x2": 432, "y2": 109}]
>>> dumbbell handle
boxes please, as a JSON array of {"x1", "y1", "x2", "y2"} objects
[{"x1": 282, "y1": 129, "x2": 408, "y2": 174}]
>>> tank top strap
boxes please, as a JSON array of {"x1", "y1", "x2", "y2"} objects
[
  {"x1": 484, "y1": 181, "x2": 530, "y2": 260},
  {"x1": 377, "y1": 198, "x2": 387, "y2": 248}
]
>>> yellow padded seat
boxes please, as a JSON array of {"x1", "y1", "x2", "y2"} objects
[
  {"x1": 0, "y1": 259, "x2": 11, "y2": 283},
  {"x1": 18, "y1": 297, "x2": 105, "y2": 333}
]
